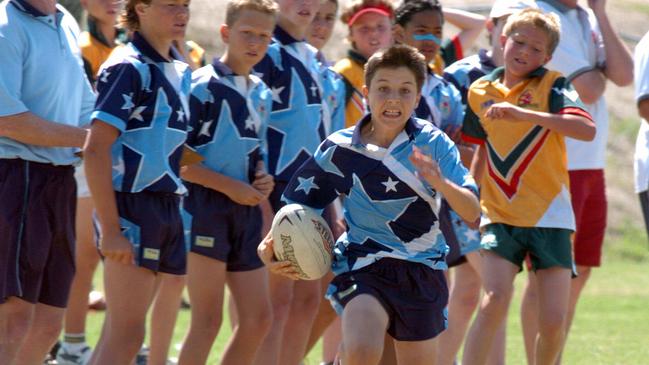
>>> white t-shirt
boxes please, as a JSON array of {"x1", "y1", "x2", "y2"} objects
[
  {"x1": 634, "y1": 31, "x2": 649, "y2": 193},
  {"x1": 537, "y1": 1, "x2": 608, "y2": 170}
]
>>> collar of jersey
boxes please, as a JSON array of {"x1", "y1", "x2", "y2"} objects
[
  {"x1": 483, "y1": 66, "x2": 548, "y2": 83},
  {"x1": 348, "y1": 49, "x2": 368, "y2": 65},
  {"x1": 274, "y1": 26, "x2": 302, "y2": 45},
  {"x1": 132, "y1": 31, "x2": 171, "y2": 63},
  {"x1": 87, "y1": 16, "x2": 126, "y2": 48},
  {"x1": 351, "y1": 114, "x2": 421, "y2": 146},
  {"x1": 10, "y1": 0, "x2": 58, "y2": 18},
  {"x1": 211, "y1": 58, "x2": 238, "y2": 77}
]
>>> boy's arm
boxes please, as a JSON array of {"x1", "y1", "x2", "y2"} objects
[
  {"x1": 181, "y1": 163, "x2": 265, "y2": 206},
  {"x1": 84, "y1": 121, "x2": 133, "y2": 265},
  {"x1": 588, "y1": 0, "x2": 634, "y2": 87},
  {"x1": 484, "y1": 103, "x2": 595, "y2": 141},
  {"x1": 442, "y1": 8, "x2": 486, "y2": 53},
  {"x1": 469, "y1": 144, "x2": 486, "y2": 186},
  {"x1": 0, "y1": 112, "x2": 88, "y2": 148},
  {"x1": 410, "y1": 146, "x2": 480, "y2": 222},
  {"x1": 570, "y1": 70, "x2": 606, "y2": 105}
]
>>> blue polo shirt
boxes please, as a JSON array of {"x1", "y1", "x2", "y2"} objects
[
  {"x1": 0, "y1": 0, "x2": 95, "y2": 165},
  {"x1": 92, "y1": 32, "x2": 191, "y2": 194},
  {"x1": 414, "y1": 69, "x2": 464, "y2": 133},
  {"x1": 443, "y1": 49, "x2": 497, "y2": 107},
  {"x1": 283, "y1": 116, "x2": 478, "y2": 274},
  {"x1": 253, "y1": 26, "x2": 326, "y2": 182},
  {"x1": 187, "y1": 59, "x2": 271, "y2": 183}
]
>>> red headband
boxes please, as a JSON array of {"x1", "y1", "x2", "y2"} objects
[{"x1": 347, "y1": 7, "x2": 392, "y2": 26}]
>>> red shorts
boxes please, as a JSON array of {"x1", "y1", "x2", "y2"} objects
[{"x1": 569, "y1": 169, "x2": 607, "y2": 267}]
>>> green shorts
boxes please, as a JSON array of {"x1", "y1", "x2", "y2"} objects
[{"x1": 481, "y1": 223, "x2": 573, "y2": 271}]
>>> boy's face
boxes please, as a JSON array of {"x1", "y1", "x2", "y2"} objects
[
  {"x1": 276, "y1": 0, "x2": 319, "y2": 30},
  {"x1": 349, "y1": 12, "x2": 393, "y2": 59},
  {"x1": 306, "y1": 0, "x2": 336, "y2": 50},
  {"x1": 394, "y1": 10, "x2": 443, "y2": 63},
  {"x1": 137, "y1": 0, "x2": 190, "y2": 40},
  {"x1": 363, "y1": 66, "x2": 421, "y2": 132},
  {"x1": 501, "y1": 24, "x2": 552, "y2": 78},
  {"x1": 221, "y1": 10, "x2": 275, "y2": 71},
  {"x1": 81, "y1": 0, "x2": 122, "y2": 25}
]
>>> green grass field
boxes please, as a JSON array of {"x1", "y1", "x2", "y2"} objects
[{"x1": 83, "y1": 237, "x2": 649, "y2": 364}]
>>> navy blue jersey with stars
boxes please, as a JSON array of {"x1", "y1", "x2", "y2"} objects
[
  {"x1": 92, "y1": 32, "x2": 191, "y2": 194},
  {"x1": 443, "y1": 49, "x2": 497, "y2": 107},
  {"x1": 253, "y1": 26, "x2": 326, "y2": 182},
  {"x1": 187, "y1": 59, "x2": 271, "y2": 183},
  {"x1": 283, "y1": 115, "x2": 478, "y2": 274}
]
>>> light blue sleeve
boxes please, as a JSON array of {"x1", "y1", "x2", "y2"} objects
[
  {"x1": 433, "y1": 132, "x2": 478, "y2": 196},
  {"x1": 0, "y1": 35, "x2": 28, "y2": 117},
  {"x1": 259, "y1": 86, "x2": 273, "y2": 169},
  {"x1": 331, "y1": 75, "x2": 346, "y2": 134}
]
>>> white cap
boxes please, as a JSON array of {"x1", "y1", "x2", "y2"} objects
[{"x1": 489, "y1": 0, "x2": 537, "y2": 19}]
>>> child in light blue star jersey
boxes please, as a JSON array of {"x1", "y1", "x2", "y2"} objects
[
  {"x1": 251, "y1": 1, "x2": 329, "y2": 364},
  {"x1": 176, "y1": 1, "x2": 277, "y2": 364},
  {"x1": 259, "y1": 45, "x2": 480, "y2": 365},
  {"x1": 83, "y1": 0, "x2": 191, "y2": 363}
]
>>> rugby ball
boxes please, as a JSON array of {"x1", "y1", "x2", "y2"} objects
[{"x1": 271, "y1": 204, "x2": 335, "y2": 280}]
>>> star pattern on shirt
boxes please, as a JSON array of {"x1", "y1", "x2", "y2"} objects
[
  {"x1": 382, "y1": 177, "x2": 399, "y2": 193},
  {"x1": 130, "y1": 106, "x2": 146, "y2": 122},
  {"x1": 295, "y1": 176, "x2": 319, "y2": 195},
  {"x1": 271, "y1": 86, "x2": 285, "y2": 103},
  {"x1": 198, "y1": 119, "x2": 214, "y2": 137},
  {"x1": 121, "y1": 93, "x2": 135, "y2": 111},
  {"x1": 100, "y1": 70, "x2": 111, "y2": 84},
  {"x1": 121, "y1": 87, "x2": 186, "y2": 192}
]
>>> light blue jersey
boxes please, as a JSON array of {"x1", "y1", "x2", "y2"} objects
[
  {"x1": 0, "y1": 0, "x2": 95, "y2": 165},
  {"x1": 253, "y1": 26, "x2": 326, "y2": 182},
  {"x1": 92, "y1": 32, "x2": 191, "y2": 194},
  {"x1": 443, "y1": 49, "x2": 497, "y2": 108},
  {"x1": 414, "y1": 69, "x2": 464, "y2": 134},
  {"x1": 317, "y1": 53, "x2": 346, "y2": 136},
  {"x1": 187, "y1": 59, "x2": 271, "y2": 183},
  {"x1": 283, "y1": 116, "x2": 478, "y2": 274}
]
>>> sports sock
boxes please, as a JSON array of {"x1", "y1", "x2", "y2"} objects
[{"x1": 61, "y1": 333, "x2": 88, "y2": 351}]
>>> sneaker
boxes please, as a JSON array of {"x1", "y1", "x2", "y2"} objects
[
  {"x1": 55, "y1": 344, "x2": 92, "y2": 365},
  {"x1": 135, "y1": 346, "x2": 149, "y2": 365}
]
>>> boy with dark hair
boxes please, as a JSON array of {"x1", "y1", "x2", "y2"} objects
[{"x1": 260, "y1": 44, "x2": 480, "y2": 365}]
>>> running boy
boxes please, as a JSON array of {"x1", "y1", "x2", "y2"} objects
[
  {"x1": 83, "y1": 0, "x2": 191, "y2": 363},
  {"x1": 260, "y1": 44, "x2": 481, "y2": 365},
  {"x1": 177, "y1": 1, "x2": 277, "y2": 364},
  {"x1": 460, "y1": 9, "x2": 595, "y2": 365},
  {"x1": 251, "y1": 1, "x2": 328, "y2": 364}
]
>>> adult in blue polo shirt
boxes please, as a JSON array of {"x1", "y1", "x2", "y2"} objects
[{"x1": 0, "y1": 0, "x2": 95, "y2": 363}]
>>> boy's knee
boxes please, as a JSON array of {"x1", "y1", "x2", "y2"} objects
[
  {"x1": 0, "y1": 311, "x2": 32, "y2": 344},
  {"x1": 192, "y1": 312, "x2": 223, "y2": 337},
  {"x1": 341, "y1": 340, "x2": 383, "y2": 365},
  {"x1": 270, "y1": 294, "x2": 293, "y2": 322},
  {"x1": 239, "y1": 307, "x2": 272, "y2": 335},
  {"x1": 30, "y1": 319, "x2": 63, "y2": 342},
  {"x1": 538, "y1": 311, "x2": 567, "y2": 338},
  {"x1": 291, "y1": 290, "x2": 321, "y2": 315}
]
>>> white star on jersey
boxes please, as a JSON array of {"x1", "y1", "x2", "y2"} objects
[
  {"x1": 177, "y1": 109, "x2": 185, "y2": 123},
  {"x1": 382, "y1": 177, "x2": 399, "y2": 193},
  {"x1": 121, "y1": 93, "x2": 135, "y2": 111},
  {"x1": 271, "y1": 86, "x2": 285, "y2": 103},
  {"x1": 130, "y1": 106, "x2": 146, "y2": 121},
  {"x1": 100, "y1": 70, "x2": 110, "y2": 84},
  {"x1": 296, "y1": 176, "x2": 319, "y2": 195},
  {"x1": 198, "y1": 119, "x2": 213, "y2": 137}
]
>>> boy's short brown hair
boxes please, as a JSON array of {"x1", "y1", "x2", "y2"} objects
[
  {"x1": 364, "y1": 45, "x2": 427, "y2": 90},
  {"x1": 503, "y1": 8, "x2": 561, "y2": 55},
  {"x1": 340, "y1": 0, "x2": 394, "y2": 26},
  {"x1": 225, "y1": 0, "x2": 279, "y2": 26},
  {"x1": 119, "y1": 0, "x2": 152, "y2": 31}
]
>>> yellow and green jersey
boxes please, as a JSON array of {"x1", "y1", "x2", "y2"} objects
[{"x1": 463, "y1": 67, "x2": 591, "y2": 230}]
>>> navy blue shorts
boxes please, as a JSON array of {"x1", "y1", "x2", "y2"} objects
[
  {"x1": 327, "y1": 258, "x2": 449, "y2": 341},
  {"x1": 101, "y1": 191, "x2": 186, "y2": 275},
  {"x1": 268, "y1": 180, "x2": 288, "y2": 213},
  {"x1": 184, "y1": 183, "x2": 263, "y2": 272},
  {"x1": 0, "y1": 159, "x2": 76, "y2": 308}
]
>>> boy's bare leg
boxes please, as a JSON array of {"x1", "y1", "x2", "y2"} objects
[
  {"x1": 462, "y1": 251, "x2": 518, "y2": 365},
  {"x1": 322, "y1": 316, "x2": 342, "y2": 363},
  {"x1": 340, "y1": 295, "x2": 388, "y2": 365},
  {"x1": 521, "y1": 272, "x2": 539, "y2": 364},
  {"x1": 305, "y1": 271, "x2": 337, "y2": 355},
  {"x1": 149, "y1": 273, "x2": 185, "y2": 365},
  {"x1": 13, "y1": 303, "x2": 65, "y2": 364},
  {"x1": 554, "y1": 265, "x2": 591, "y2": 364},
  {"x1": 253, "y1": 274, "x2": 293, "y2": 365},
  {"x1": 0, "y1": 298, "x2": 34, "y2": 363},
  {"x1": 178, "y1": 253, "x2": 226, "y2": 365},
  {"x1": 534, "y1": 267, "x2": 571, "y2": 365},
  {"x1": 394, "y1": 336, "x2": 438, "y2": 365},
  {"x1": 280, "y1": 279, "x2": 321, "y2": 365},
  {"x1": 224, "y1": 267, "x2": 272, "y2": 364},
  {"x1": 89, "y1": 261, "x2": 158, "y2": 365}
]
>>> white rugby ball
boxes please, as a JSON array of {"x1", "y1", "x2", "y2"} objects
[{"x1": 271, "y1": 204, "x2": 335, "y2": 280}]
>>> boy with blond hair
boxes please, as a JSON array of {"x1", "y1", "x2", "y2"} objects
[
  {"x1": 460, "y1": 9, "x2": 596, "y2": 365},
  {"x1": 176, "y1": 1, "x2": 277, "y2": 364}
]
